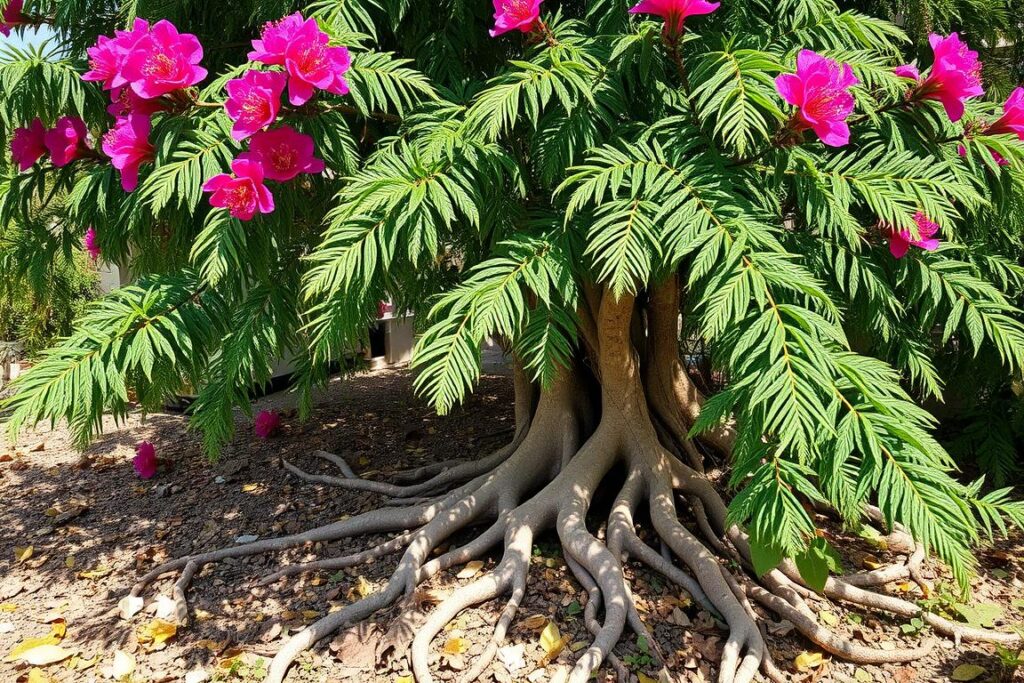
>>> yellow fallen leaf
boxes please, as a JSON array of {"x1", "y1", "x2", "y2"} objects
[
  {"x1": 443, "y1": 637, "x2": 469, "y2": 655},
  {"x1": 854, "y1": 668, "x2": 874, "y2": 682},
  {"x1": 66, "y1": 654, "x2": 99, "y2": 671},
  {"x1": 5, "y1": 634, "x2": 61, "y2": 661},
  {"x1": 301, "y1": 610, "x2": 320, "y2": 620},
  {"x1": 14, "y1": 546, "x2": 33, "y2": 563},
  {"x1": 569, "y1": 641, "x2": 588, "y2": 652},
  {"x1": 819, "y1": 611, "x2": 839, "y2": 626},
  {"x1": 638, "y1": 675, "x2": 659, "y2": 683},
  {"x1": 28, "y1": 668, "x2": 52, "y2": 683},
  {"x1": 19, "y1": 644, "x2": 74, "y2": 666},
  {"x1": 861, "y1": 554, "x2": 882, "y2": 570},
  {"x1": 77, "y1": 566, "x2": 112, "y2": 580},
  {"x1": 242, "y1": 483, "x2": 259, "y2": 492},
  {"x1": 522, "y1": 614, "x2": 548, "y2": 630},
  {"x1": 794, "y1": 651, "x2": 824, "y2": 671},
  {"x1": 64, "y1": 556, "x2": 75, "y2": 569},
  {"x1": 353, "y1": 575, "x2": 373, "y2": 598},
  {"x1": 457, "y1": 560, "x2": 484, "y2": 579},
  {"x1": 395, "y1": 677, "x2": 414, "y2": 683},
  {"x1": 951, "y1": 664, "x2": 986, "y2": 682},
  {"x1": 44, "y1": 507, "x2": 59, "y2": 518},
  {"x1": 49, "y1": 620, "x2": 66, "y2": 639},
  {"x1": 540, "y1": 621, "x2": 566, "y2": 657},
  {"x1": 137, "y1": 618, "x2": 177, "y2": 651},
  {"x1": 0, "y1": 603, "x2": 16, "y2": 612}
]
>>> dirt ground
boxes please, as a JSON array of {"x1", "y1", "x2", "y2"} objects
[{"x1": 1, "y1": 364, "x2": 1023, "y2": 683}]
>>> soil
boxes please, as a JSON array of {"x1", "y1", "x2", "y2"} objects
[{"x1": 1, "y1": 364, "x2": 1022, "y2": 683}]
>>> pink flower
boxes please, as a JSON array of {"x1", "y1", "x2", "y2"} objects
[
  {"x1": 489, "y1": 0, "x2": 542, "y2": 38},
  {"x1": 957, "y1": 143, "x2": 1009, "y2": 166},
  {"x1": 102, "y1": 114, "x2": 155, "y2": 192},
  {"x1": 914, "y1": 33, "x2": 984, "y2": 123},
  {"x1": 10, "y1": 118, "x2": 47, "y2": 171},
  {"x1": 107, "y1": 86, "x2": 166, "y2": 118},
  {"x1": 254, "y1": 410, "x2": 281, "y2": 438},
  {"x1": 120, "y1": 19, "x2": 207, "y2": 99},
  {"x1": 44, "y1": 116, "x2": 88, "y2": 167},
  {"x1": 239, "y1": 126, "x2": 324, "y2": 181},
  {"x1": 985, "y1": 87, "x2": 1024, "y2": 139},
  {"x1": 203, "y1": 158, "x2": 275, "y2": 221},
  {"x1": 775, "y1": 50, "x2": 859, "y2": 148},
  {"x1": 0, "y1": 0, "x2": 24, "y2": 37},
  {"x1": 888, "y1": 212, "x2": 941, "y2": 259},
  {"x1": 628, "y1": 0, "x2": 719, "y2": 37},
  {"x1": 83, "y1": 227, "x2": 100, "y2": 261},
  {"x1": 133, "y1": 441, "x2": 158, "y2": 479},
  {"x1": 894, "y1": 64, "x2": 919, "y2": 80},
  {"x1": 281, "y1": 17, "x2": 350, "y2": 105},
  {"x1": 82, "y1": 20, "x2": 151, "y2": 92},
  {"x1": 224, "y1": 70, "x2": 286, "y2": 141},
  {"x1": 248, "y1": 13, "x2": 305, "y2": 65}
]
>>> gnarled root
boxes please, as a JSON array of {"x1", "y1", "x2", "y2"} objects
[{"x1": 125, "y1": 286, "x2": 1020, "y2": 683}]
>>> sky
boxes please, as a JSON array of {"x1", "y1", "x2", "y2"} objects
[{"x1": 3, "y1": 24, "x2": 56, "y2": 52}]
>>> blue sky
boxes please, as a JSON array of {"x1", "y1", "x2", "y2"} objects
[{"x1": 3, "y1": 24, "x2": 56, "y2": 52}]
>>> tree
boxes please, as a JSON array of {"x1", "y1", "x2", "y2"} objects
[{"x1": 4, "y1": 0, "x2": 1024, "y2": 681}]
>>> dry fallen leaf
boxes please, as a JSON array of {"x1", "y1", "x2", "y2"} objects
[
  {"x1": 66, "y1": 654, "x2": 99, "y2": 671},
  {"x1": 27, "y1": 668, "x2": 52, "y2": 683},
  {"x1": 638, "y1": 674, "x2": 659, "y2": 683},
  {"x1": 951, "y1": 664, "x2": 986, "y2": 682},
  {"x1": 861, "y1": 554, "x2": 882, "y2": 570},
  {"x1": 152, "y1": 595, "x2": 177, "y2": 621},
  {"x1": 348, "y1": 575, "x2": 373, "y2": 599},
  {"x1": 18, "y1": 644, "x2": 74, "y2": 666},
  {"x1": 117, "y1": 595, "x2": 144, "y2": 621},
  {"x1": 14, "y1": 546, "x2": 33, "y2": 563},
  {"x1": 4, "y1": 622, "x2": 66, "y2": 662},
  {"x1": 137, "y1": 618, "x2": 177, "y2": 651},
  {"x1": 77, "y1": 566, "x2": 112, "y2": 580},
  {"x1": 456, "y1": 560, "x2": 484, "y2": 579},
  {"x1": 104, "y1": 650, "x2": 135, "y2": 680},
  {"x1": 539, "y1": 621, "x2": 567, "y2": 659},
  {"x1": 794, "y1": 651, "x2": 824, "y2": 671},
  {"x1": 63, "y1": 556, "x2": 75, "y2": 569},
  {"x1": 521, "y1": 614, "x2": 548, "y2": 630},
  {"x1": 443, "y1": 637, "x2": 470, "y2": 655}
]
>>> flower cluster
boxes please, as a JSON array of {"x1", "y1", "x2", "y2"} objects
[
  {"x1": 490, "y1": 0, "x2": 543, "y2": 37},
  {"x1": 133, "y1": 441, "x2": 158, "y2": 479},
  {"x1": 82, "y1": 19, "x2": 206, "y2": 191},
  {"x1": 629, "y1": 0, "x2": 720, "y2": 38},
  {"x1": 10, "y1": 116, "x2": 89, "y2": 170},
  {"x1": 254, "y1": 410, "x2": 282, "y2": 438},
  {"x1": 775, "y1": 50, "x2": 859, "y2": 148},
  {"x1": 247, "y1": 13, "x2": 351, "y2": 106},
  {"x1": 203, "y1": 15, "x2": 332, "y2": 220},
  {"x1": 899, "y1": 33, "x2": 984, "y2": 122},
  {"x1": 83, "y1": 227, "x2": 101, "y2": 261},
  {"x1": 887, "y1": 212, "x2": 941, "y2": 259},
  {"x1": 0, "y1": 0, "x2": 23, "y2": 36}
]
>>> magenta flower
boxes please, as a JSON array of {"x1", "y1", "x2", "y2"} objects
[
  {"x1": 83, "y1": 227, "x2": 101, "y2": 261},
  {"x1": 202, "y1": 158, "x2": 275, "y2": 221},
  {"x1": 888, "y1": 212, "x2": 941, "y2": 259},
  {"x1": 958, "y1": 143, "x2": 1009, "y2": 166},
  {"x1": 239, "y1": 126, "x2": 325, "y2": 181},
  {"x1": 628, "y1": 0, "x2": 719, "y2": 37},
  {"x1": 107, "y1": 86, "x2": 166, "y2": 118},
  {"x1": 44, "y1": 116, "x2": 88, "y2": 167},
  {"x1": 985, "y1": 87, "x2": 1024, "y2": 139},
  {"x1": 254, "y1": 410, "x2": 281, "y2": 438},
  {"x1": 281, "y1": 17, "x2": 350, "y2": 105},
  {"x1": 102, "y1": 114, "x2": 155, "y2": 192},
  {"x1": 0, "y1": 0, "x2": 24, "y2": 37},
  {"x1": 913, "y1": 33, "x2": 984, "y2": 123},
  {"x1": 248, "y1": 13, "x2": 305, "y2": 66},
  {"x1": 133, "y1": 441, "x2": 158, "y2": 479},
  {"x1": 10, "y1": 118, "x2": 47, "y2": 171},
  {"x1": 83, "y1": 19, "x2": 152, "y2": 92},
  {"x1": 489, "y1": 0, "x2": 542, "y2": 37},
  {"x1": 775, "y1": 50, "x2": 859, "y2": 148},
  {"x1": 894, "y1": 64, "x2": 919, "y2": 80},
  {"x1": 224, "y1": 70, "x2": 287, "y2": 141},
  {"x1": 120, "y1": 19, "x2": 207, "y2": 99}
]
